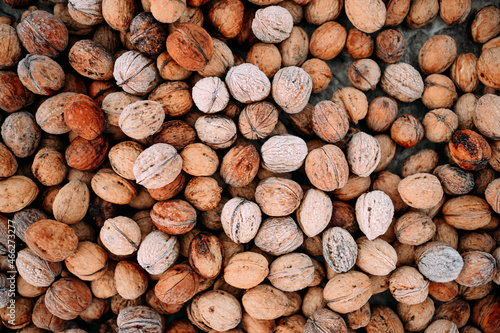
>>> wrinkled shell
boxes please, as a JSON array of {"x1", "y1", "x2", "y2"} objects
[
  {"x1": 221, "y1": 197, "x2": 262, "y2": 244},
  {"x1": 252, "y1": 6, "x2": 293, "y2": 43},
  {"x1": 166, "y1": 23, "x2": 213, "y2": 71},
  {"x1": 99, "y1": 216, "x2": 141, "y2": 256},
  {"x1": 311, "y1": 100, "x2": 349, "y2": 143},
  {"x1": 69, "y1": 39, "x2": 114, "y2": 80},
  {"x1": 455, "y1": 251, "x2": 496, "y2": 287},
  {"x1": 255, "y1": 177, "x2": 303, "y2": 217},
  {"x1": 113, "y1": 51, "x2": 159, "y2": 96},
  {"x1": 356, "y1": 237, "x2": 397, "y2": 276},
  {"x1": 254, "y1": 216, "x2": 303, "y2": 256},
  {"x1": 304, "y1": 308, "x2": 348, "y2": 333},
  {"x1": 53, "y1": 180, "x2": 89, "y2": 224},
  {"x1": 380, "y1": 62, "x2": 424, "y2": 103},
  {"x1": 442, "y1": 195, "x2": 491, "y2": 230},
  {"x1": 347, "y1": 132, "x2": 381, "y2": 178},
  {"x1": 225, "y1": 63, "x2": 270, "y2": 103},
  {"x1": 416, "y1": 242, "x2": 464, "y2": 283},
  {"x1": 322, "y1": 227, "x2": 357, "y2": 273},
  {"x1": 16, "y1": 248, "x2": 62, "y2": 287},
  {"x1": 418, "y1": 35, "x2": 457, "y2": 75},
  {"x1": 389, "y1": 266, "x2": 429, "y2": 305},
  {"x1": 45, "y1": 277, "x2": 92, "y2": 320},
  {"x1": 356, "y1": 191, "x2": 395, "y2": 240},
  {"x1": 238, "y1": 102, "x2": 278, "y2": 140},
  {"x1": 197, "y1": 290, "x2": 242, "y2": 331},
  {"x1": 117, "y1": 306, "x2": 163, "y2": 333},
  {"x1": 272, "y1": 66, "x2": 312, "y2": 114},
  {"x1": 137, "y1": 230, "x2": 179, "y2": 275},
  {"x1": 195, "y1": 115, "x2": 237, "y2": 149},
  {"x1": 261, "y1": 135, "x2": 308, "y2": 173},
  {"x1": 242, "y1": 284, "x2": 290, "y2": 320},
  {"x1": 91, "y1": 168, "x2": 137, "y2": 205},
  {"x1": 133, "y1": 143, "x2": 183, "y2": 189},
  {"x1": 474, "y1": 94, "x2": 500, "y2": 139},
  {"x1": 119, "y1": 100, "x2": 165, "y2": 140},
  {"x1": 192, "y1": 77, "x2": 230, "y2": 113}
]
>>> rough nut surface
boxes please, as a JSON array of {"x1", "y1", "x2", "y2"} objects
[{"x1": 355, "y1": 191, "x2": 395, "y2": 240}]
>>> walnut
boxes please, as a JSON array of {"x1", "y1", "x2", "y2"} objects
[
  {"x1": 225, "y1": 63, "x2": 271, "y2": 103},
  {"x1": 355, "y1": 191, "x2": 395, "y2": 240},
  {"x1": 272, "y1": 66, "x2": 312, "y2": 114},
  {"x1": 252, "y1": 6, "x2": 293, "y2": 43},
  {"x1": 192, "y1": 77, "x2": 230, "y2": 114}
]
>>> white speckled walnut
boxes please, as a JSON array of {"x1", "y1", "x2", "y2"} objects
[
  {"x1": 192, "y1": 77, "x2": 230, "y2": 114},
  {"x1": 133, "y1": 143, "x2": 183, "y2": 189},
  {"x1": 380, "y1": 62, "x2": 424, "y2": 103},
  {"x1": 272, "y1": 66, "x2": 313, "y2": 114},
  {"x1": 254, "y1": 216, "x2": 304, "y2": 256},
  {"x1": 221, "y1": 197, "x2": 262, "y2": 244},
  {"x1": 323, "y1": 227, "x2": 358, "y2": 273},
  {"x1": 195, "y1": 115, "x2": 237, "y2": 149},
  {"x1": 225, "y1": 63, "x2": 271, "y2": 103},
  {"x1": 119, "y1": 100, "x2": 165, "y2": 140},
  {"x1": 355, "y1": 190, "x2": 395, "y2": 240},
  {"x1": 16, "y1": 248, "x2": 62, "y2": 287},
  {"x1": 252, "y1": 6, "x2": 293, "y2": 43},
  {"x1": 261, "y1": 134, "x2": 308, "y2": 172},
  {"x1": 114, "y1": 51, "x2": 159, "y2": 96},
  {"x1": 347, "y1": 132, "x2": 381, "y2": 177}
]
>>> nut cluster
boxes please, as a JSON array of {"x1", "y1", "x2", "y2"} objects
[{"x1": 0, "y1": 0, "x2": 500, "y2": 333}]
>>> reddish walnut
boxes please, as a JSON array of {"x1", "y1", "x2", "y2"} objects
[
  {"x1": 64, "y1": 94, "x2": 105, "y2": 140},
  {"x1": 151, "y1": 200, "x2": 197, "y2": 235},
  {"x1": 449, "y1": 129, "x2": 491, "y2": 171},
  {"x1": 391, "y1": 115, "x2": 424, "y2": 148},
  {"x1": 65, "y1": 135, "x2": 110, "y2": 171}
]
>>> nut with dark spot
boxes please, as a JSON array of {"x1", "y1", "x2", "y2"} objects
[{"x1": 449, "y1": 129, "x2": 492, "y2": 171}]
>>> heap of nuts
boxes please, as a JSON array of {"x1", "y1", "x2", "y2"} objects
[{"x1": 1, "y1": 0, "x2": 500, "y2": 332}]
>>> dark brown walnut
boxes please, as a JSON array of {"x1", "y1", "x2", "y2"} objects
[
  {"x1": 0, "y1": 71, "x2": 29, "y2": 113},
  {"x1": 16, "y1": 10, "x2": 68, "y2": 58},
  {"x1": 471, "y1": 295, "x2": 500, "y2": 333},
  {"x1": 167, "y1": 23, "x2": 214, "y2": 71},
  {"x1": 0, "y1": 24, "x2": 21, "y2": 69},
  {"x1": 154, "y1": 120, "x2": 197, "y2": 150},
  {"x1": 130, "y1": 12, "x2": 167, "y2": 56},
  {"x1": 391, "y1": 114, "x2": 424, "y2": 148},
  {"x1": 238, "y1": 102, "x2": 278, "y2": 140},
  {"x1": 0, "y1": 296, "x2": 33, "y2": 329},
  {"x1": 346, "y1": 28, "x2": 374, "y2": 59},
  {"x1": 220, "y1": 143, "x2": 260, "y2": 187},
  {"x1": 65, "y1": 134, "x2": 109, "y2": 171},
  {"x1": 449, "y1": 129, "x2": 491, "y2": 171},
  {"x1": 209, "y1": 0, "x2": 244, "y2": 39},
  {"x1": 329, "y1": 201, "x2": 358, "y2": 234},
  {"x1": 25, "y1": 219, "x2": 79, "y2": 262},
  {"x1": 333, "y1": 174, "x2": 371, "y2": 201},
  {"x1": 64, "y1": 93, "x2": 105, "y2": 140},
  {"x1": 1, "y1": 112, "x2": 41, "y2": 158},
  {"x1": 434, "y1": 297, "x2": 470, "y2": 329},
  {"x1": 17, "y1": 54, "x2": 65, "y2": 96},
  {"x1": 188, "y1": 232, "x2": 223, "y2": 279},
  {"x1": 149, "y1": 81, "x2": 193, "y2": 117},
  {"x1": 375, "y1": 29, "x2": 406, "y2": 63},
  {"x1": 45, "y1": 277, "x2": 92, "y2": 320},
  {"x1": 366, "y1": 305, "x2": 404, "y2": 333},
  {"x1": 69, "y1": 39, "x2": 114, "y2": 81},
  {"x1": 12, "y1": 209, "x2": 48, "y2": 243},
  {"x1": 32, "y1": 295, "x2": 68, "y2": 331},
  {"x1": 155, "y1": 263, "x2": 199, "y2": 304},
  {"x1": 151, "y1": 200, "x2": 197, "y2": 235},
  {"x1": 434, "y1": 164, "x2": 474, "y2": 195}
]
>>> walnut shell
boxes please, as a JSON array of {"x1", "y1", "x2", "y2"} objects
[
  {"x1": 323, "y1": 271, "x2": 372, "y2": 314},
  {"x1": 91, "y1": 168, "x2": 137, "y2": 205},
  {"x1": 221, "y1": 198, "x2": 261, "y2": 244},
  {"x1": 252, "y1": 6, "x2": 293, "y2": 43},
  {"x1": 150, "y1": 199, "x2": 197, "y2": 235},
  {"x1": 137, "y1": 230, "x2": 179, "y2": 275},
  {"x1": 455, "y1": 251, "x2": 496, "y2": 287},
  {"x1": 255, "y1": 177, "x2": 303, "y2": 217},
  {"x1": 113, "y1": 51, "x2": 159, "y2": 96},
  {"x1": 65, "y1": 135, "x2": 109, "y2": 171},
  {"x1": 69, "y1": 39, "x2": 113, "y2": 80},
  {"x1": 322, "y1": 227, "x2": 357, "y2": 273},
  {"x1": 224, "y1": 252, "x2": 269, "y2": 289},
  {"x1": 119, "y1": 100, "x2": 165, "y2": 140},
  {"x1": 117, "y1": 306, "x2": 163, "y2": 332},
  {"x1": 261, "y1": 135, "x2": 307, "y2": 173},
  {"x1": 345, "y1": 0, "x2": 386, "y2": 33},
  {"x1": 305, "y1": 144, "x2": 349, "y2": 192},
  {"x1": 268, "y1": 253, "x2": 314, "y2": 292},
  {"x1": 296, "y1": 188, "x2": 332, "y2": 237},
  {"x1": 355, "y1": 191, "x2": 394, "y2": 240},
  {"x1": 398, "y1": 173, "x2": 443, "y2": 209},
  {"x1": 442, "y1": 195, "x2": 491, "y2": 230},
  {"x1": 356, "y1": 237, "x2": 397, "y2": 276},
  {"x1": 0, "y1": 176, "x2": 38, "y2": 214},
  {"x1": 380, "y1": 62, "x2": 424, "y2": 103},
  {"x1": 18, "y1": 54, "x2": 65, "y2": 96},
  {"x1": 133, "y1": 143, "x2": 183, "y2": 189},
  {"x1": 242, "y1": 284, "x2": 290, "y2": 320},
  {"x1": 238, "y1": 102, "x2": 278, "y2": 140},
  {"x1": 100, "y1": 216, "x2": 141, "y2": 256},
  {"x1": 166, "y1": 23, "x2": 213, "y2": 71},
  {"x1": 155, "y1": 263, "x2": 199, "y2": 304},
  {"x1": 311, "y1": 100, "x2": 348, "y2": 143},
  {"x1": 45, "y1": 277, "x2": 92, "y2": 320},
  {"x1": 1, "y1": 112, "x2": 41, "y2": 158},
  {"x1": 64, "y1": 241, "x2": 108, "y2": 281},
  {"x1": 52, "y1": 180, "x2": 89, "y2": 224},
  {"x1": 225, "y1": 63, "x2": 270, "y2": 103},
  {"x1": 347, "y1": 132, "x2": 381, "y2": 178},
  {"x1": 25, "y1": 219, "x2": 78, "y2": 262},
  {"x1": 309, "y1": 21, "x2": 347, "y2": 60},
  {"x1": 389, "y1": 266, "x2": 429, "y2": 305},
  {"x1": 16, "y1": 248, "x2": 62, "y2": 287},
  {"x1": 254, "y1": 216, "x2": 303, "y2": 256},
  {"x1": 272, "y1": 66, "x2": 312, "y2": 114},
  {"x1": 416, "y1": 242, "x2": 464, "y2": 283},
  {"x1": 195, "y1": 115, "x2": 237, "y2": 149}
]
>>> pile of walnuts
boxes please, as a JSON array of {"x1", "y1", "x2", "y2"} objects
[{"x1": 0, "y1": 0, "x2": 500, "y2": 332}]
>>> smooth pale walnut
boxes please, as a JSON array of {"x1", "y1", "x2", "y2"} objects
[
  {"x1": 296, "y1": 189, "x2": 332, "y2": 237},
  {"x1": 398, "y1": 173, "x2": 443, "y2": 209},
  {"x1": 268, "y1": 253, "x2": 314, "y2": 292},
  {"x1": 119, "y1": 100, "x2": 165, "y2": 140},
  {"x1": 184, "y1": 176, "x2": 222, "y2": 211},
  {"x1": 108, "y1": 141, "x2": 144, "y2": 180},
  {"x1": 246, "y1": 42, "x2": 281, "y2": 78},
  {"x1": 474, "y1": 94, "x2": 500, "y2": 139},
  {"x1": 192, "y1": 77, "x2": 230, "y2": 114},
  {"x1": 197, "y1": 290, "x2": 242, "y2": 331},
  {"x1": 311, "y1": 100, "x2": 349, "y2": 143},
  {"x1": 416, "y1": 242, "x2": 464, "y2": 283},
  {"x1": 254, "y1": 216, "x2": 303, "y2": 256},
  {"x1": 305, "y1": 144, "x2": 349, "y2": 192},
  {"x1": 224, "y1": 252, "x2": 269, "y2": 289},
  {"x1": 180, "y1": 143, "x2": 219, "y2": 177},
  {"x1": 476, "y1": 47, "x2": 500, "y2": 90},
  {"x1": 322, "y1": 227, "x2": 357, "y2": 273},
  {"x1": 345, "y1": 0, "x2": 386, "y2": 33},
  {"x1": 91, "y1": 168, "x2": 137, "y2": 205},
  {"x1": 133, "y1": 143, "x2": 183, "y2": 189},
  {"x1": 64, "y1": 241, "x2": 108, "y2": 281},
  {"x1": 347, "y1": 132, "x2": 381, "y2": 178},
  {"x1": 375, "y1": 134, "x2": 397, "y2": 172},
  {"x1": 221, "y1": 197, "x2": 261, "y2": 244},
  {"x1": 485, "y1": 179, "x2": 500, "y2": 213},
  {"x1": 323, "y1": 271, "x2": 372, "y2": 314},
  {"x1": 390, "y1": 266, "x2": 429, "y2": 305},
  {"x1": 225, "y1": 63, "x2": 270, "y2": 103},
  {"x1": 255, "y1": 177, "x2": 303, "y2": 217},
  {"x1": 101, "y1": 91, "x2": 142, "y2": 126},
  {"x1": 242, "y1": 284, "x2": 290, "y2": 320},
  {"x1": 272, "y1": 66, "x2": 312, "y2": 114},
  {"x1": 261, "y1": 135, "x2": 307, "y2": 173},
  {"x1": 356, "y1": 191, "x2": 394, "y2": 240},
  {"x1": 356, "y1": 237, "x2": 397, "y2": 276},
  {"x1": 252, "y1": 6, "x2": 293, "y2": 43},
  {"x1": 380, "y1": 62, "x2": 424, "y2": 103},
  {"x1": 418, "y1": 35, "x2": 457, "y2": 75}
]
